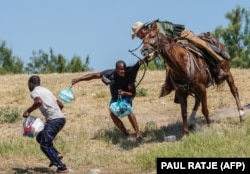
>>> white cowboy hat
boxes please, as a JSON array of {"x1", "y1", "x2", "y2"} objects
[{"x1": 131, "y1": 21, "x2": 144, "y2": 39}]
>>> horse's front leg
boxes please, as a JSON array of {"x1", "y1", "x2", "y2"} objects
[
  {"x1": 176, "y1": 91, "x2": 189, "y2": 137},
  {"x1": 188, "y1": 95, "x2": 200, "y2": 127}
]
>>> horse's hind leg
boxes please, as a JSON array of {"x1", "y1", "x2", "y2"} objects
[
  {"x1": 199, "y1": 87, "x2": 211, "y2": 126},
  {"x1": 226, "y1": 71, "x2": 245, "y2": 121}
]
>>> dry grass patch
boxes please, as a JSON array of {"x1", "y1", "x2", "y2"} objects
[{"x1": 0, "y1": 69, "x2": 250, "y2": 174}]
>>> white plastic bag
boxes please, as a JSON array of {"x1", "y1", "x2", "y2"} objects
[{"x1": 22, "y1": 116, "x2": 44, "y2": 138}]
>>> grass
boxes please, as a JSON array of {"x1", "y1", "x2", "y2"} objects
[
  {"x1": 0, "y1": 106, "x2": 21, "y2": 123},
  {"x1": 0, "y1": 69, "x2": 250, "y2": 173},
  {"x1": 137, "y1": 117, "x2": 250, "y2": 170}
]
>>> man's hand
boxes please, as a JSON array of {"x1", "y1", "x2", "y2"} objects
[
  {"x1": 118, "y1": 89, "x2": 124, "y2": 96},
  {"x1": 138, "y1": 60, "x2": 145, "y2": 66},
  {"x1": 23, "y1": 111, "x2": 29, "y2": 118},
  {"x1": 118, "y1": 89, "x2": 133, "y2": 97},
  {"x1": 71, "y1": 78, "x2": 79, "y2": 85}
]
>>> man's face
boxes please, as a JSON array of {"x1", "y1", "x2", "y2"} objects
[
  {"x1": 28, "y1": 83, "x2": 35, "y2": 92},
  {"x1": 137, "y1": 27, "x2": 148, "y2": 39},
  {"x1": 116, "y1": 63, "x2": 126, "y2": 77}
]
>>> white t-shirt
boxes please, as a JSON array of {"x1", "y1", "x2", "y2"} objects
[{"x1": 31, "y1": 86, "x2": 65, "y2": 120}]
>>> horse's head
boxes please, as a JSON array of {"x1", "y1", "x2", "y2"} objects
[{"x1": 141, "y1": 30, "x2": 162, "y2": 61}]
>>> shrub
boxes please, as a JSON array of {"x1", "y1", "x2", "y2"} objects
[
  {"x1": 136, "y1": 88, "x2": 148, "y2": 97},
  {"x1": 0, "y1": 106, "x2": 21, "y2": 123}
]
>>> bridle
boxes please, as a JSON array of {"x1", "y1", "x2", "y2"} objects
[
  {"x1": 141, "y1": 31, "x2": 164, "y2": 60},
  {"x1": 129, "y1": 31, "x2": 167, "y2": 88}
]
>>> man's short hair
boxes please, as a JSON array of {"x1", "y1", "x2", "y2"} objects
[
  {"x1": 115, "y1": 60, "x2": 126, "y2": 69},
  {"x1": 28, "y1": 75, "x2": 40, "y2": 85}
]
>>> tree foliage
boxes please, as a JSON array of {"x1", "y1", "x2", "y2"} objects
[
  {"x1": 22, "y1": 48, "x2": 92, "y2": 74},
  {"x1": 0, "y1": 42, "x2": 92, "y2": 74},
  {"x1": 145, "y1": 56, "x2": 165, "y2": 70},
  {"x1": 0, "y1": 42, "x2": 24, "y2": 74},
  {"x1": 214, "y1": 6, "x2": 250, "y2": 68}
]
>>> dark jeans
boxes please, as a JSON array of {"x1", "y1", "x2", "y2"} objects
[{"x1": 36, "y1": 118, "x2": 67, "y2": 170}]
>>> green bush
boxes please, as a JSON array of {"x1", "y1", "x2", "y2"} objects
[
  {"x1": 0, "y1": 106, "x2": 21, "y2": 123},
  {"x1": 136, "y1": 88, "x2": 148, "y2": 97}
]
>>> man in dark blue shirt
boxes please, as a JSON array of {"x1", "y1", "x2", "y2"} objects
[{"x1": 72, "y1": 60, "x2": 143, "y2": 142}]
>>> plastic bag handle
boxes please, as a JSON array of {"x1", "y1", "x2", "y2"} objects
[
  {"x1": 117, "y1": 95, "x2": 123, "y2": 103},
  {"x1": 67, "y1": 84, "x2": 73, "y2": 92}
]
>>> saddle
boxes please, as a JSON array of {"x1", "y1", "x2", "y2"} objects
[
  {"x1": 180, "y1": 30, "x2": 230, "y2": 61},
  {"x1": 197, "y1": 32, "x2": 230, "y2": 60},
  {"x1": 177, "y1": 30, "x2": 230, "y2": 85}
]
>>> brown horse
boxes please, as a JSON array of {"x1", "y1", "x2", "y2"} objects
[{"x1": 141, "y1": 29, "x2": 244, "y2": 137}]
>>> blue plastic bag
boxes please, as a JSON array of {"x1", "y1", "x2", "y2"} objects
[
  {"x1": 59, "y1": 85, "x2": 74, "y2": 104},
  {"x1": 110, "y1": 95, "x2": 133, "y2": 118}
]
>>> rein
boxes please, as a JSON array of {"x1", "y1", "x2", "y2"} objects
[
  {"x1": 129, "y1": 44, "x2": 147, "y2": 88},
  {"x1": 129, "y1": 41, "x2": 143, "y2": 52}
]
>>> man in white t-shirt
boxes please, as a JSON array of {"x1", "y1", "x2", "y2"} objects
[{"x1": 23, "y1": 75, "x2": 68, "y2": 173}]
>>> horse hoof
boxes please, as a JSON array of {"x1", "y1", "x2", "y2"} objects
[
  {"x1": 188, "y1": 118, "x2": 196, "y2": 127},
  {"x1": 239, "y1": 109, "x2": 247, "y2": 122},
  {"x1": 181, "y1": 135, "x2": 188, "y2": 141},
  {"x1": 240, "y1": 115, "x2": 247, "y2": 122}
]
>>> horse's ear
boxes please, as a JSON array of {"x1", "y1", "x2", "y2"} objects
[
  {"x1": 151, "y1": 22, "x2": 158, "y2": 31},
  {"x1": 151, "y1": 22, "x2": 161, "y2": 34}
]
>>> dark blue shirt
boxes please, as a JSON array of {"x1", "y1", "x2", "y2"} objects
[{"x1": 100, "y1": 61, "x2": 140, "y2": 101}]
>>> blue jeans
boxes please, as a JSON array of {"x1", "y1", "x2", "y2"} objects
[{"x1": 36, "y1": 118, "x2": 67, "y2": 170}]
